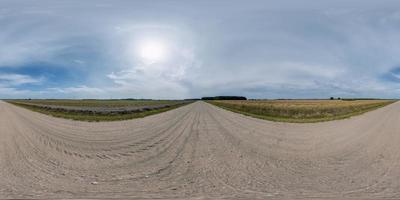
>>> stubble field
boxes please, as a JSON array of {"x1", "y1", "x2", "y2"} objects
[
  {"x1": 6, "y1": 99, "x2": 192, "y2": 121},
  {"x1": 209, "y1": 99, "x2": 396, "y2": 122}
]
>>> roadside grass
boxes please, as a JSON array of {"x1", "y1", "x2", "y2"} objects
[
  {"x1": 208, "y1": 99, "x2": 396, "y2": 123},
  {"x1": 7, "y1": 100, "x2": 192, "y2": 122}
]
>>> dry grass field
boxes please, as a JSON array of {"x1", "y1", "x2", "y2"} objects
[
  {"x1": 209, "y1": 99, "x2": 396, "y2": 122},
  {"x1": 7, "y1": 99, "x2": 192, "y2": 121}
]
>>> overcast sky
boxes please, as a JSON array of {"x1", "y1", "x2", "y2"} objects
[{"x1": 1, "y1": 0, "x2": 400, "y2": 99}]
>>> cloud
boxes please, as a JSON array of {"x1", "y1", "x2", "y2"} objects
[
  {"x1": 0, "y1": 72, "x2": 44, "y2": 98},
  {"x1": 391, "y1": 72, "x2": 400, "y2": 81},
  {"x1": 0, "y1": 73, "x2": 43, "y2": 86},
  {"x1": 48, "y1": 85, "x2": 104, "y2": 94},
  {"x1": 0, "y1": 87, "x2": 32, "y2": 96},
  {"x1": 104, "y1": 24, "x2": 197, "y2": 99},
  {"x1": 1, "y1": 0, "x2": 400, "y2": 99}
]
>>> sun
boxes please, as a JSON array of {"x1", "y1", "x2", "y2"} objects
[{"x1": 138, "y1": 40, "x2": 167, "y2": 64}]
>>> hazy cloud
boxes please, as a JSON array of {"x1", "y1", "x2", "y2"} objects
[{"x1": 1, "y1": 0, "x2": 400, "y2": 99}]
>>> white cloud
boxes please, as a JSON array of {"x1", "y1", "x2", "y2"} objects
[
  {"x1": 391, "y1": 72, "x2": 400, "y2": 80},
  {"x1": 0, "y1": 73, "x2": 43, "y2": 86},
  {"x1": 0, "y1": 73, "x2": 44, "y2": 99},
  {"x1": 1, "y1": 0, "x2": 400, "y2": 99},
  {"x1": 104, "y1": 24, "x2": 197, "y2": 99},
  {"x1": 48, "y1": 85, "x2": 104, "y2": 94}
]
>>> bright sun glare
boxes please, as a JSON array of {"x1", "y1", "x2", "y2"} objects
[{"x1": 138, "y1": 40, "x2": 167, "y2": 63}]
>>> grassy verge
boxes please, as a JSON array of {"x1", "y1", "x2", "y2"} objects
[
  {"x1": 8, "y1": 101, "x2": 192, "y2": 122},
  {"x1": 207, "y1": 100, "x2": 396, "y2": 123}
]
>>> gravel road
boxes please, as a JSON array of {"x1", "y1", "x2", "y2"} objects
[{"x1": 1, "y1": 100, "x2": 400, "y2": 199}]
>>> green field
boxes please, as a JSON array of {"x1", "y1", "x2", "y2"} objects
[
  {"x1": 208, "y1": 99, "x2": 396, "y2": 123},
  {"x1": 7, "y1": 99, "x2": 192, "y2": 122}
]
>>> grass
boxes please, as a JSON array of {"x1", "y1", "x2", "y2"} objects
[
  {"x1": 208, "y1": 99, "x2": 396, "y2": 123},
  {"x1": 7, "y1": 99, "x2": 192, "y2": 122}
]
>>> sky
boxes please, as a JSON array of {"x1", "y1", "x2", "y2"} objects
[{"x1": 1, "y1": 0, "x2": 400, "y2": 99}]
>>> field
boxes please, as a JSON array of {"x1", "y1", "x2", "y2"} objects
[
  {"x1": 208, "y1": 99, "x2": 396, "y2": 122},
  {"x1": 6, "y1": 99, "x2": 193, "y2": 121}
]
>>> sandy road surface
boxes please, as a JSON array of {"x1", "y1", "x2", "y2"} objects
[{"x1": 1, "y1": 100, "x2": 400, "y2": 199}]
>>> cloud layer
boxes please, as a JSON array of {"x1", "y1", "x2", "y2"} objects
[{"x1": 1, "y1": 0, "x2": 400, "y2": 99}]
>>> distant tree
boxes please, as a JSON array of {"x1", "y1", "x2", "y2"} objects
[
  {"x1": 202, "y1": 96, "x2": 247, "y2": 100},
  {"x1": 184, "y1": 98, "x2": 201, "y2": 101},
  {"x1": 330, "y1": 97, "x2": 334, "y2": 100},
  {"x1": 201, "y1": 97, "x2": 214, "y2": 100}
]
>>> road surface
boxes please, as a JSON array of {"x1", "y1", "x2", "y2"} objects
[{"x1": 1, "y1": 100, "x2": 400, "y2": 199}]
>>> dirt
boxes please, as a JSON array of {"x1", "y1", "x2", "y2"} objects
[{"x1": 1, "y1": 100, "x2": 400, "y2": 199}]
